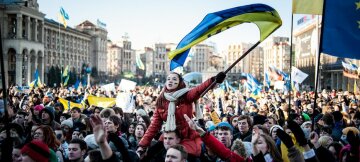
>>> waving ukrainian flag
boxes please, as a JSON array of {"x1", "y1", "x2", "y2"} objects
[
  {"x1": 168, "y1": 4, "x2": 282, "y2": 70},
  {"x1": 58, "y1": 7, "x2": 69, "y2": 28},
  {"x1": 62, "y1": 65, "x2": 70, "y2": 86},
  {"x1": 29, "y1": 69, "x2": 42, "y2": 88}
]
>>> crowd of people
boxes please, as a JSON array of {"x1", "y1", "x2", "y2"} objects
[{"x1": 0, "y1": 71, "x2": 359, "y2": 162}]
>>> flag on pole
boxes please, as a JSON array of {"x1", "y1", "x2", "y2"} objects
[
  {"x1": 292, "y1": 0, "x2": 323, "y2": 15},
  {"x1": 62, "y1": 66, "x2": 70, "y2": 86},
  {"x1": 168, "y1": 4, "x2": 282, "y2": 70},
  {"x1": 291, "y1": 66, "x2": 308, "y2": 84},
  {"x1": 320, "y1": 0, "x2": 360, "y2": 59},
  {"x1": 58, "y1": 7, "x2": 69, "y2": 28},
  {"x1": 29, "y1": 69, "x2": 42, "y2": 88},
  {"x1": 136, "y1": 53, "x2": 145, "y2": 70}
]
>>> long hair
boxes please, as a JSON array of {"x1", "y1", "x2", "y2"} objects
[
  {"x1": 35, "y1": 125, "x2": 60, "y2": 150},
  {"x1": 156, "y1": 72, "x2": 187, "y2": 109},
  {"x1": 260, "y1": 134, "x2": 283, "y2": 162}
]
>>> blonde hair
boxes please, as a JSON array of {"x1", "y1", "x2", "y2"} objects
[{"x1": 318, "y1": 135, "x2": 333, "y2": 148}]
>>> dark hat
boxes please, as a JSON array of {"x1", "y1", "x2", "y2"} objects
[
  {"x1": 322, "y1": 113, "x2": 334, "y2": 125},
  {"x1": 0, "y1": 123, "x2": 23, "y2": 137},
  {"x1": 73, "y1": 121, "x2": 86, "y2": 132},
  {"x1": 54, "y1": 103, "x2": 64, "y2": 111},
  {"x1": 332, "y1": 111, "x2": 343, "y2": 122},
  {"x1": 40, "y1": 106, "x2": 55, "y2": 121},
  {"x1": 21, "y1": 140, "x2": 50, "y2": 162},
  {"x1": 314, "y1": 114, "x2": 324, "y2": 123},
  {"x1": 253, "y1": 115, "x2": 268, "y2": 125}
]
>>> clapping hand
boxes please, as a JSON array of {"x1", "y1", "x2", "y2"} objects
[{"x1": 90, "y1": 114, "x2": 107, "y2": 144}]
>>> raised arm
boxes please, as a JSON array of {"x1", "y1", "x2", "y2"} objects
[
  {"x1": 185, "y1": 72, "x2": 226, "y2": 102},
  {"x1": 184, "y1": 114, "x2": 246, "y2": 162},
  {"x1": 138, "y1": 108, "x2": 163, "y2": 148}
]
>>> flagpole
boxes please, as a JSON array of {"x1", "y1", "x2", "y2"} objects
[
  {"x1": 200, "y1": 41, "x2": 261, "y2": 97},
  {"x1": 58, "y1": 17, "x2": 62, "y2": 87},
  {"x1": 288, "y1": 13, "x2": 294, "y2": 110},
  {"x1": 313, "y1": 0, "x2": 327, "y2": 130}
]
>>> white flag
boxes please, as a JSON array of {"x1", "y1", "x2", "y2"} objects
[{"x1": 291, "y1": 67, "x2": 308, "y2": 84}]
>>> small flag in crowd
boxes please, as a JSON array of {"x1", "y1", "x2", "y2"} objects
[
  {"x1": 291, "y1": 66, "x2": 308, "y2": 84},
  {"x1": 58, "y1": 98, "x2": 83, "y2": 113},
  {"x1": 62, "y1": 66, "x2": 70, "y2": 86},
  {"x1": 29, "y1": 69, "x2": 42, "y2": 88}
]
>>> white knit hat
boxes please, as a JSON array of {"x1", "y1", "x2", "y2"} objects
[{"x1": 61, "y1": 119, "x2": 73, "y2": 128}]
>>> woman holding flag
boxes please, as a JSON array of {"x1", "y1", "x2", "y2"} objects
[{"x1": 136, "y1": 71, "x2": 226, "y2": 157}]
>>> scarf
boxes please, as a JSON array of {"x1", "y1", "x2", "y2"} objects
[{"x1": 164, "y1": 88, "x2": 190, "y2": 131}]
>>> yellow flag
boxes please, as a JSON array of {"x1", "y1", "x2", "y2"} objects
[
  {"x1": 58, "y1": 98, "x2": 83, "y2": 113},
  {"x1": 87, "y1": 96, "x2": 116, "y2": 108},
  {"x1": 292, "y1": 0, "x2": 323, "y2": 15}
]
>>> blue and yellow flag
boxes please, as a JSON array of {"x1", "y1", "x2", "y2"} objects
[
  {"x1": 244, "y1": 73, "x2": 262, "y2": 93},
  {"x1": 29, "y1": 69, "x2": 42, "y2": 88},
  {"x1": 62, "y1": 66, "x2": 70, "y2": 86},
  {"x1": 58, "y1": 7, "x2": 69, "y2": 28},
  {"x1": 320, "y1": 0, "x2": 360, "y2": 59},
  {"x1": 58, "y1": 98, "x2": 83, "y2": 113},
  {"x1": 168, "y1": 4, "x2": 282, "y2": 70}
]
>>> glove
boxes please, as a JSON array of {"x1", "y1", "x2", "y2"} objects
[
  {"x1": 276, "y1": 129, "x2": 294, "y2": 148},
  {"x1": 215, "y1": 72, "x2": 226, "y2": 83},
  {"x1": 287, "y1": 120, "x2": 307, "y2": 146}
]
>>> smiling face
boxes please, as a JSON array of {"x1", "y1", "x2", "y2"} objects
[{"x1": 166, "y1": 73, "x2": 180, "y2": 90}]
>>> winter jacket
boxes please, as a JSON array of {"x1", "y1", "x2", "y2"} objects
[
  {"x1": 201, "y1": 132, "x2": 248, "y2": 162},
  {"x1": 138, "y1": 78, "x2": 214, "y2": 156}
]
